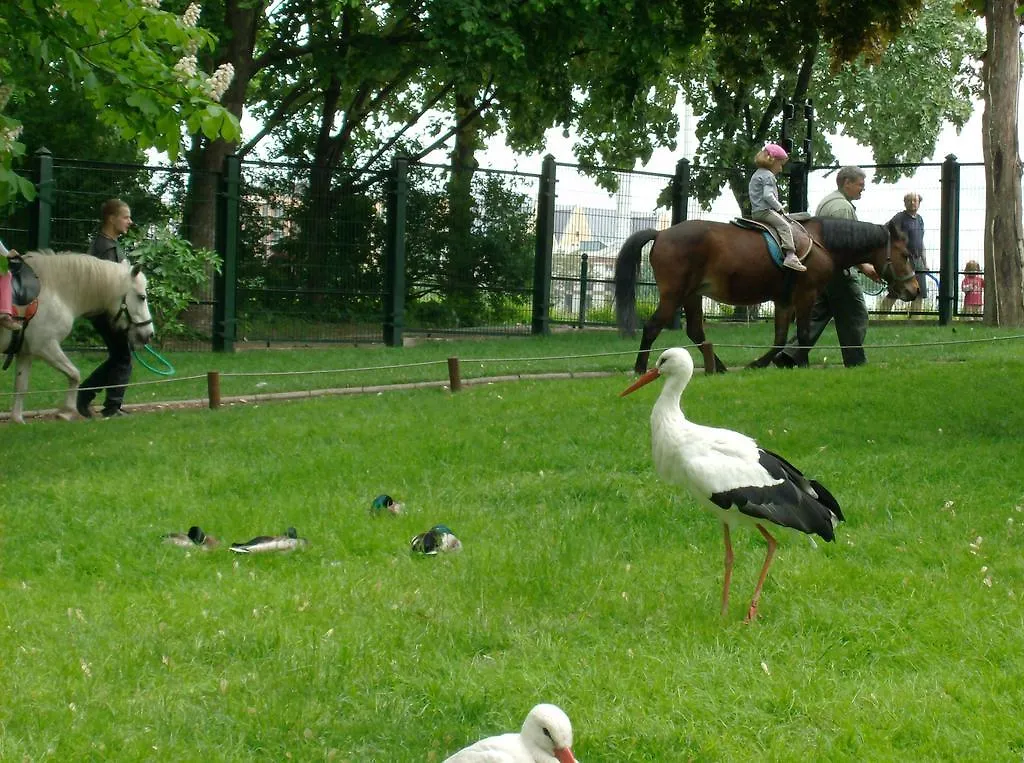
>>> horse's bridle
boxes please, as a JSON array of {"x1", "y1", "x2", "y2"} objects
[
  {"x1": 878, "y1": 231, "x2": 917, "y2": 284},
  {"x1": 113, "y1": 297, "x2": 154, "y2": 332}
]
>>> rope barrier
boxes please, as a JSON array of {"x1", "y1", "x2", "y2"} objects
[
  {"x1": 219, "y1": 358, "x2": 449, "y2": 378},
  {"x1": 2, "y1": 332, "x2": 1022, "y2": 404}
]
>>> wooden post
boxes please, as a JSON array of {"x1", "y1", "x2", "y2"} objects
[
  {"x1": 207, "y1": 371, "x2": 221, "y2": 408},
  {"x1": 447, "y1": 356, "x2": 461, "y2": 392},
  {"x1": 700, "y1": 343, "x2": 716, "y2": 375}
]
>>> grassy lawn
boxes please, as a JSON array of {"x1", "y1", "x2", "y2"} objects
[{"x1": 2, "y1": 323, "x2": 1024, "y2": 760}]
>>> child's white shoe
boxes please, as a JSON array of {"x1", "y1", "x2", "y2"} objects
[{"x1": 783, "y1": 252, "x2": 807, "y2": 272}]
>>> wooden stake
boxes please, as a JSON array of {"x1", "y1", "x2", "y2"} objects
[
  {"x1": 447, "y1": 356, "x2": 461, "y2": 392},
  {"x1": 207, "y1": 371, "x2": 221, "y2": 408}
]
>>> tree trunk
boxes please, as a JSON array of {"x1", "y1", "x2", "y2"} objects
[
  {"x1": 981, "y1": 0, "x2": 1024, "y2": 326},
  {"x1": 182, "y1": 0, "x2": 262, "y2": 249},
  {"x1": 446, "y1": 90, "x2": 483, "y2": 321}
]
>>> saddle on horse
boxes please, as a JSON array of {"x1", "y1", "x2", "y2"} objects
[
  {"x1": 731, "y1": 214, "x2": 814, "y2": 270},
  {"x1": 2, "y1": 257, "x2": 41, "y2": 365}
]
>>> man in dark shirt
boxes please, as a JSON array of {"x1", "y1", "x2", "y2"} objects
[
  {"x1": 77, "y1": 198, "x2": 134, "y2": 419},
  {"x1": 880, "y1": 192, "x2": 927, "y2": 314}
]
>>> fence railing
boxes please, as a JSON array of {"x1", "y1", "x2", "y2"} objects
[{"x1": 3, "y1": 149, "x2": 985, "y2": 351}]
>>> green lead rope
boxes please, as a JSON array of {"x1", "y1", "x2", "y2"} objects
[{"x1": 133, "y1": 345, "x2": 175, "y2": 376}]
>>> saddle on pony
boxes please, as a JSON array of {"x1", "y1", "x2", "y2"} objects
[
  {"x1": 2, "y1": 257, "x2": 41, "y2": 365},
  {"x1": 731, "y1": 214, "x2": 814, "y2": 270}
]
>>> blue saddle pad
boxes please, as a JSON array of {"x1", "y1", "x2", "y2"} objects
[
  {"x1": 730, "y1": 219, "x2": 785, "y2": 270},
  {"x1": 760, "y1": 233, "x2": 785, "y2": 269}
]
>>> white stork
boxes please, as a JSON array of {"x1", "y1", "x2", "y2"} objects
[
  {"x1": 621, "y1": 347, "x2": 844, "y2": 622},
  {"x1": 443, "y1": 703, "x2": 577, "y2": 763}
]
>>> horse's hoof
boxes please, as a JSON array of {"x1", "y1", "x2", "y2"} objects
[
  {"x1": 57, "y1": 411, "x2": 75, "y2": 422},
  {"x1": 12, "y1": 416, "x2": 25, "y2": 425}
]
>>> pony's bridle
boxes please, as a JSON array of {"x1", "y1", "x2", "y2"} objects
[
  {"x1": 878, "y1": 231, "x2": 917, "y2": 284},
  {"x1": 113, "y1": 297, "x2": 154, "y2": 331}
]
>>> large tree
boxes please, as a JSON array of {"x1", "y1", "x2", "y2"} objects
[
  {"x1": 978, "y1": 0, "x2": 1024, "y2": 325},
  {"x1": 675, "y1": 0, "x2": 981, "y2": 212},
  {"x1": 0, "y1": 0, "x2": 240, "y2": 205}
]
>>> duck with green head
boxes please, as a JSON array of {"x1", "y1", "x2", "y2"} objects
[
  {"x1": 411, "y1": 524, "x2": 462, "y2": 555},
  {"x1": 230, "y1": 527, "x2": 308, "y2": 554},
  {"x1": 163, "y1": 526, "x2": 219, "y2": 550}
]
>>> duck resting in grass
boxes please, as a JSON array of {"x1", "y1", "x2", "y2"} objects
[
  {"x1": 163, "y1": 526, "x2": 219, "y2": 550},
  {"x1": 443, "y1": 703, "x2": 577, "y2": 763},
  {"x1": 371, "y1": 494, "x2": 404, "y2": 515},
  {"x1": 410, "y1": 524, "x2": 462, "y2": 555},
  {"x1": 621, "y1": 347, "x2": 844, "y2": 622},
  {"x1": 230, "y1": 527, "x2": 308, "y2": 554}
]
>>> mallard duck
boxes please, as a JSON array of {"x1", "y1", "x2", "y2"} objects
[
  {"x1": 230, "y1": 526, "x2": 308, "y2": 554},
  {"x1": 370, "y1": 494, "x2": 404, "y2": 515},
  {"x1": 443, "y1": 703, "x2": 576, "y2": 762},
  {"x1": 163, "y1": 526, "x2": 219, "y2": 550},
  {"x1": 410, "y1": 524, "x2": 462, "y2": 555}
]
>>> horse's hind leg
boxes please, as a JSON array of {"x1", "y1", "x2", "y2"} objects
[
  {"x1": 11, "y1": 354, "x2": 33, "y2": 424},
  {"x1": 35, "y1": 341, "x2": 81, "y2": 421},
  {"x1": 682, "y1": 295, "x2": 727, "y2": 373}
]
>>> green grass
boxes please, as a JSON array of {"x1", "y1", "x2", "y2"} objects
[
  {"x1": 3, "y1": 320, "x2": 1020, "y2": 415},
  {"x1": 2, "y1": 324, "x2": 1024, "y2": 760}
]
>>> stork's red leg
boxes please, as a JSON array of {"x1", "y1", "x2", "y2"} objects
[
  {"x1": 722, "y1": 524, "x2": 734, "y2": 616},
  {"x1": 744, "y1": 524, "x2": 778, "y2": 623}
]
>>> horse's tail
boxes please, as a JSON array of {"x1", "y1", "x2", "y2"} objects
[{"x1": 614, "y1": 228, "x2": 658, "y2": 335}]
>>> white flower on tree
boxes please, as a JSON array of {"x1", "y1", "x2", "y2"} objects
[
  {"x1": 173, "y1": 55, "x2": 198, "y2": 79},
  {"x1": 181, "y1": 3, "x2": 201, "y2": 27},
  {"x1": 205, "y1": 63, "x2": 235, "y2": 102}
]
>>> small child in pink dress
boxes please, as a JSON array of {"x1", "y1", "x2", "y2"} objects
[{"x1": 961, "y1": 260, "x2": 984, "y2": 316}]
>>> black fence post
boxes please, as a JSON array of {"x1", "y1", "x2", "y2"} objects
[
  {"x1": 577, "y1": 252, "x2": 589, "y2": 328},
  {"x1": 213, "y1": 154, "x2": 240, "y2": 352},
  {"x1": 780, "y1": 99, "x2": 795, "y2": 154},
  {"x1": 938, "y1": 153, "x2": 960, "y2": 326},
  {"x1": 671, "y1": 158, "x2": 690, "y2": 225},
  {"x1": 788, "y1": 161, "x2": 808, "y2": 213},
  {"x1": 28, "y1": 147, "x2": 53, "y2": 251},
  {"x1": 669, "y1": 158, "x2": 691, "y2": 329},
  {"x1": 384, "y1": 155, "x2": 408, "y2": 347},
  {"x1": 532, "y1": 154, "x2": 556, "y2": 335},
  {"x1": 803, "y1": 99, "x2": 815, "y2": 169}
]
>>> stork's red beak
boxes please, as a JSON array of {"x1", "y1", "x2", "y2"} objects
[
  {"x1": 555, "y1": 747, "x2": 577, "y2": 763},
  {"x1": 620, "y1": 367, "x2": 660, "y2": 396}
]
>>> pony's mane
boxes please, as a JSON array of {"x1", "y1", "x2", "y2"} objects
[
  {"x1": 816, "y1": 218, "x2": 888, "y2": 254},
  {"x1": 22, "y1": 250, "x2": 130, "y2": 302}
]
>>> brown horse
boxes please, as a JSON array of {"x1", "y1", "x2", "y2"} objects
[{"x1": 615, "y1": 217, "x2": 920, "y2": 374}]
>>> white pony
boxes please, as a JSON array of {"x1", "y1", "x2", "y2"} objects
[{"x1": 1, "y1": 251, "x2": 155, "y2": 423}]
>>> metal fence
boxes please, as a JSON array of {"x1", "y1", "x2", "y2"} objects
[{"x1": 2, "y1": 150, "x2": 989, "y2": 351}]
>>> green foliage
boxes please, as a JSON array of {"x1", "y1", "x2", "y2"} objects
[
  {"x1": 0, "y1": 0, "x2": 241, "y2": 204},
  {"x1": 127, "y1": 226, "x2": 222, "y2": 338},
  {"x1": 678, "y1": 0, "x2": 982, "y2": 209},
  {"x1": 405, "y1": 167, "x2": 535, "y2": 327}
]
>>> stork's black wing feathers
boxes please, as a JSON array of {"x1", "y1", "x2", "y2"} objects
[{"x1": 709, "y1": 448, "x2": 844, "y2": 540}]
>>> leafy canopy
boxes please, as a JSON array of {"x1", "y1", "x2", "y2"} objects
[{"x1": 0, "y1": 0, "x2": 241, "y2": 204}]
